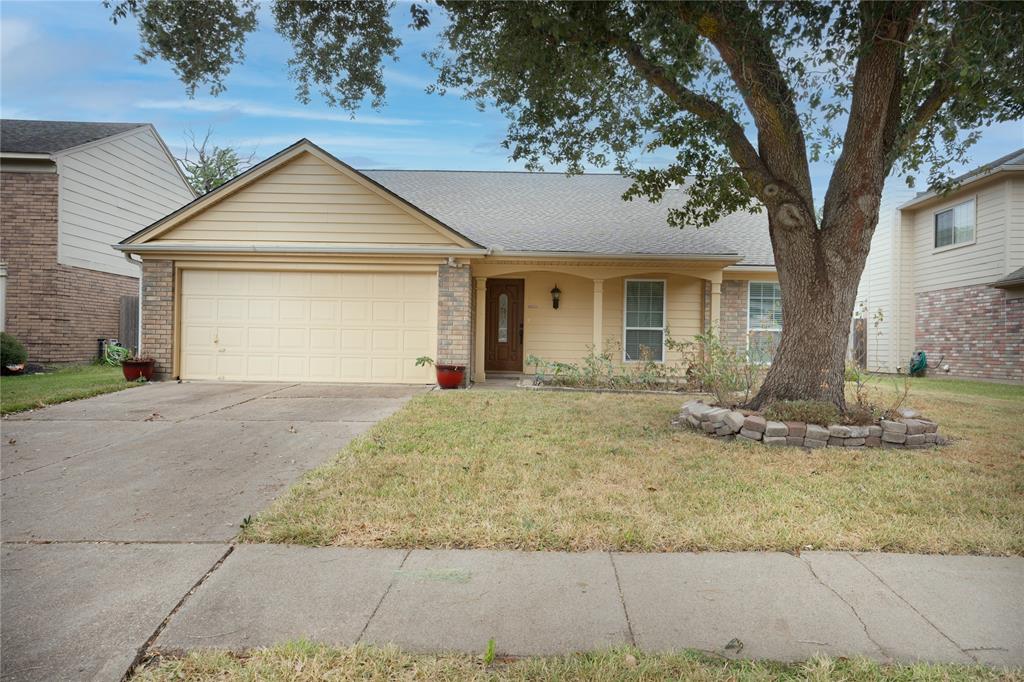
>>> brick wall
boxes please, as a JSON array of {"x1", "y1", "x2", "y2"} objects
[
  {"x1": 915, "y1": 284, "x2": 1023, "y2": 383},
  {"x1": 720, "y1": 279, "x2": 748, "y2": 352},
  {"x1": 436, "y1": 263, "x2": 472, "y2": 383},
  {"x1": 0, "y1": 171, "x2": 137, "y2": 363},
  {"x1": 140, "y1": 259, "x2": 175, "y2": 379}
]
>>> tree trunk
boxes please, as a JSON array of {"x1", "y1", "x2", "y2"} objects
[{"x1": 747, "y1": 211, "x2": 874, "y2": 412}]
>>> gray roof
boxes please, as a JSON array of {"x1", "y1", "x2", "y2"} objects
[
  {"x1": 0, "y1": 119, "x2": 146, "y2": 154},
  {"x1": 362, "y1": 170, "x2": 773, "y2": 265},
  {"x1": 992, "y1": 266, "x2": 1024, "y2": 289}
]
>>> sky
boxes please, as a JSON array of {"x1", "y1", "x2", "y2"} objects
[{"x1": 2, "y1": 0, "x2": 1022, "y2": 201}]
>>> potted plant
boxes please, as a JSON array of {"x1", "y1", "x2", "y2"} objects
[
  {"x1": 1, "y1": 332, "x2": 28, "y2": 375},
  {"x1": 121, "y1": 356, "x2": 156, "y2": 381},
  {"x1": 416, "y1": 356, "x2": 466, "y2": 389}
]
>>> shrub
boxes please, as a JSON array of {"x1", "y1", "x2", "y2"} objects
[
  {"x1": 764, "y1": 399, "x2": 840, "y2": 425},
  {"x1": 0, "y1": 332, "x2": 28, "y2": 366},
  {"x1": 672, "y1": 327, "x2": 763, "y2": 407}
]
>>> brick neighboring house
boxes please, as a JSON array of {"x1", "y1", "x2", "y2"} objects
[
  {"x1": 857, "y1": 148, "x2": 1024, "y2": 382},
  {"x1": 115, "y1": 139, "x2": 778, "y2": 384},
  {"x1": 0, "y1": 120, "x2": 195, "y2": 363}
]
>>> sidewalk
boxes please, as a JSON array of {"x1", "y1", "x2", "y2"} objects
[{"x1": 151, "y1": 546, "x2": 1022, "y2": 667}]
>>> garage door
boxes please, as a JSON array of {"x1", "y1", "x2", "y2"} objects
[{"x1": 179, "y1": 269, "x2": 436, "y2": 383}]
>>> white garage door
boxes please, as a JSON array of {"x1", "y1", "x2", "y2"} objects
[{"x1": 180, "y1": 269, "x2": 436, "y2": 383}]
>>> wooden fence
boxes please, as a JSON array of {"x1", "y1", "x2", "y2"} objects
[{"x1": 119, "y1": 295, "x2": 139, "y2": 352}]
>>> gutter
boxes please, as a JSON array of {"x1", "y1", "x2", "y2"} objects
[
  {"x1": 123, "y1": 252, "x2": 143, "y2": 355},
  {"x1": 115, "y1": 243, "x2": 491, "y2": 256},
  {"x1": 898, "y1": 164, "x2": 1024, "y2": 210}
]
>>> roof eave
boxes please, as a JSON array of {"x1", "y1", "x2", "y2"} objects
[
  {"x1": 488, "y1": 250, "x2": 742, "y2": 263},
  {"x1": 898, "y1": 165, "x2": 1024, "y2": 210},
  {"x1": 115, "y1": 243, "x2": 491, "y2": 257}
]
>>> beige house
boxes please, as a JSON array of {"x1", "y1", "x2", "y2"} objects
[
  {"x1": 857, "y1": 148, "x2": 1024, "y2": 382},
  {"x1": 118, "y1": 139, "x2": 778, "y2": 384},
  {"x1": 0, "y1": 119, "x2": 194, "y2": 361}
]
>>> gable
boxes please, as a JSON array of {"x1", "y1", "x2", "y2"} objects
[{"x1": 152, "y1": 150, "x2": 468, "y2": 248}]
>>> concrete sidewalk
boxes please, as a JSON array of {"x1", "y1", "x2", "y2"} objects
[{"x1": 152, "y1": 545, "x2": 1023, "y2": 668}]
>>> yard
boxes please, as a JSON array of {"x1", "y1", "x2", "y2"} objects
[
  {"x1": 134, "y1": 643, "x2": 1020, "y2": 681},
  {"x1": 242, "y1": 377, "x2": 1024, "y2": 555},
  {"x1": 0, "y1": 364, "x2": 138, "y2": 415}
]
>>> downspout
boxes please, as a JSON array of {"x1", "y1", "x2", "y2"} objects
[{"x1": 124, "y1": 252, "x2": 143, "y2": 356}]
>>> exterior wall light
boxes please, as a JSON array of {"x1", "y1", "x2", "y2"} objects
[{"x1": 550, "y1": 285, "x2": 561, "y2": 309}]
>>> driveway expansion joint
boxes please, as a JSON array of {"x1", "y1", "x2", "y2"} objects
[
  {"x1": 798, "y1": 553, "x2": 890, "y2": 662},
  {"x1": 848, "y1": 553, "x2": 977, "y2": 663},
  {"x1": 175, "y1": 383, "x2": 299, "y2": 423},
  {"x1": 119, "y1": 544, "x2": 235, "y2": 682}
]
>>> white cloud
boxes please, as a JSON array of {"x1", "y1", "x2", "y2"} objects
[
  {"x1": 134, "y1": 98, "x2": 423, "y2": 126},
  {"x1": 1, "y1": 18, "x2": 35, "y2": 58}
]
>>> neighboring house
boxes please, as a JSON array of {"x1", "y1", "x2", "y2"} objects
[
  {"x1": 117, "y1": 139, "x2": 778, "y2": 384},
  {"x1": 857, "y1": 148, "x2": 1024, "y2": 382},
  {"x1": 0, "y1": 119, "x2": 195, "y2": 362}
]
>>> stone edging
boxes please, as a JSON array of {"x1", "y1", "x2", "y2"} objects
[{"x1": 674, "y1": 400, "x2": 946, "y2": 449}]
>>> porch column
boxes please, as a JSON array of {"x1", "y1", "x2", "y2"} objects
[
  {"x1": 592, "y1": 279, "x2": 604, "y2": 351},
  {"x1": 474, "y1": 276, "x2": 487, "y2": 383},
  {"x1": 709, "y1": 272, "x2": 723, "y2": 331}
]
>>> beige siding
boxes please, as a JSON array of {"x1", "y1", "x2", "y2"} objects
[
  {"x1": 1008, "y1": 176, "x2": 1024, "y2": 272},
  {"x1": 910, "y1": 178, "x2": 1010, "y2": 293},
  {"x1": 510, "y1": 271, "x2": 702, "y2": 371},
  {"x1": 155, "y1": 152, "x2": 457, "y2": 247},
  {"x1": 57, "y1": 127, "x2": 193, "y2": 277}
]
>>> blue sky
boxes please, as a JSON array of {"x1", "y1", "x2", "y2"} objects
[{"x1": 2, "y1": 0, "x2": 1022, "y2": 200}]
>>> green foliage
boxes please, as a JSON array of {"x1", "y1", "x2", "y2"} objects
[
  {"x1": 178, "y1": 128, "x2": 253, "y2": 194},
  {"x1": 0, "y1": 332, "x2": 27, "y2": 366},
  {"x1": 414, "y1": 356, "x2": 435, "y2": 367},
  {"x1": 764, "y1": 400, "x2": 841, "y2": 426},
  {"x1": 674, "y1": 328, "x2": 763, "y2": 408},
  {"x1": 483, "y1": 638, "x2": 496, "y2": 666},
  {"x1": 527, "y1": 339, "x2": 688, "y2": 391}
]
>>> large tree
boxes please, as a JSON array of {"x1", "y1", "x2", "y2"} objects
[
  {"x1": 178, "y1": 128, "x2": 255, "y2": 194},
  {"x1": 108, "y1": 0, "x2": 1024, "y2": 409}
]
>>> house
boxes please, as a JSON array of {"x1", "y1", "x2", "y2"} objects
[
  {"x1": 116, "y1": 139, "x2": 778, "y2": 384},
  {"x1": 857, "y1": 148, "x2": 1024, "y2": 382},
  {"x1": 0, "y1": 119, "x2": 195, "y2": 362}
]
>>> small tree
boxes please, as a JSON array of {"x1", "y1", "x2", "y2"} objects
[{"x1": 177, "y1": 128, "x2": 254, "y2": 195}]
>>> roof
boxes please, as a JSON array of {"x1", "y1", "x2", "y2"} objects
[
  {"x1": 362, "y1": 170, "x2": 772, "y2": 265},
  {"x1": 0, "y1": 119, "x2": 146, "y2": 154},
  {"x1": 992, "y1": 266, "x2": 1024, "y2": 289},
  {"x1": 901, "y1": 147, "x2": 1024, "y2": 209}
]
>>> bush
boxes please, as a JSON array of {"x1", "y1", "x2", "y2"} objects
[
  {"x1": 672, "y1": 328, "x2": 763, "y2": 407},
  {"x1": 0, "y1": 332, "x2": 28, "y2": 366},
  {"x1": 527, "y1": 339, "x2": 689, "y2": 391},
  {"x1": 764, "y1": 399, "x2": 840, "y2": 425}
]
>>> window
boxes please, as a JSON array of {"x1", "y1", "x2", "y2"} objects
[
  {"x1": 934, "y1": 199, "x2": 975, "y2": 248},
  {"x1": 624, "y1": 280, "x2": 665, "y2": 362},
  {"x1": 748, "y1": 282, "x2": 782, "y2": 364},
  {"x1": 498, "y1": 293, "x2": 508, "y2": 342}
]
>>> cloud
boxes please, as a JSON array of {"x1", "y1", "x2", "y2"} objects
[
  {"x1": 0, "y1": 18, "x2": 35, "y2": 58},
  {"x1": 134, "y1": 98, "x2": 424, "y2": 126}
]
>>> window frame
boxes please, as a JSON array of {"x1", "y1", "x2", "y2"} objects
[
  {"x1": 622, "y1": 278, "x2": 667, "y2": 363},
  {"x1": 746, "y1": 280, "x2": 782, "y2": 365},
  {"x1": 932, "y1": 197, "x2": 977, "y2": 252}
]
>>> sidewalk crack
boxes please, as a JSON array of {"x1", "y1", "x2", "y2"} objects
[
  {"x1": 798, "y1": 554, "x2": 889, "y2": 661},
  {"x1": 609, "y1": 552, "x2": 636, "y2": 647},
  {"x1": 176, "y1": 384, "x2": 298, "y2": 422},
  {"x1": 356, "y1": 549, "x2": 411, "y2": 644},
  {"x1": 119, "y1": 544, "x2": 234, "y2": 681},
  {"x1": 849, "y1": 553, "x2": 977, "y2": 663}
]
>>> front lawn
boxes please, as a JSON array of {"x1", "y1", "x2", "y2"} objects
[
  {"x1": 0, "y1": 364, "x2": 138, "y2": 415},
  {"x1": 241, "y1": 379, "x2": 1024, "y2": 555},
  {"x1": 134, "y1": 643, "x2": 1018, "y2": 681}
]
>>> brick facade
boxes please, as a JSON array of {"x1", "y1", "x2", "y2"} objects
[
  {"x1": 915, "y1": 284, "x2": 1023, "y2": 383},
  {"x1": 140, "y1": 259, "x2": 175, "y2": 379},
  {"x1": 0, "y1": 171, "x2": 138, "y2": 363},
  {"x1": 436, "y1": 263, "x2": 473, "y2": 383},
  {"x1": 720, "y1": 279, "x2": 748, "y2": 352}
]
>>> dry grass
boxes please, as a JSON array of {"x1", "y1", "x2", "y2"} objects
[
  {"x1": 241, "y1": 379, "x2": 1024, "y2": 555},
  {"x1": 134, "y1": 642, "x2": 1021, "y2": 681}
]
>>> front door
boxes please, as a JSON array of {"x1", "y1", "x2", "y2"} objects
[{"x1": 485, "y1": 278, "x2": 524, "y2": 372}]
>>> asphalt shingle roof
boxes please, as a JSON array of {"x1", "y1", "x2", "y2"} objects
[
  {"x1": 362, "y1": 170, "x2": 773, "y2": 265},
  {"x1": 992, "y1": 266, "x2": 1024, "y2": 289},
  {"x1": 0, "y1": 119, "x2": 146, "y2": 154}
]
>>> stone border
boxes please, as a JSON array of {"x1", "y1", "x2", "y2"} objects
[{"x1": 675, "y1": 400, "x2": 946, "y2": 449}]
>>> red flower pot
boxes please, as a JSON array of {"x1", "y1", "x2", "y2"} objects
[
  {"x1": 435, "y1": 364, "x2": 466, "y2": 389},
  {"x1": 122, "y1": 359, "x2": 156, "y2": 381}
]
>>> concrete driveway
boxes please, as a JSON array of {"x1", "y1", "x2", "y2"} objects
[{"x1": 0, "y1": 381, "x2": 426, "y2": 681}]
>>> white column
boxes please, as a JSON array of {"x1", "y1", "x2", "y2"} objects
[
  {"x1": 592, "y1": 279, "x2": 604, "y2": 351},
  {"x1": 474, "y1": 277, "x2": 487, "y2": 383}
]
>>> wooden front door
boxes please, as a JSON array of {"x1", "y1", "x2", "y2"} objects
[{"x1": 485, "y1": 279, "x2": 525, "y2": 372}]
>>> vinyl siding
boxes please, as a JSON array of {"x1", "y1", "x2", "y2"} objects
[
  {"x1": 154, "y1": 152, "x2": 458, "y2": 247},
  {"x1": 1008, "y1": 176, "x2": 1024, "y2": 272},
  {"x1": 57, "y1": 127, "x2": 193, "y2": 277}
]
